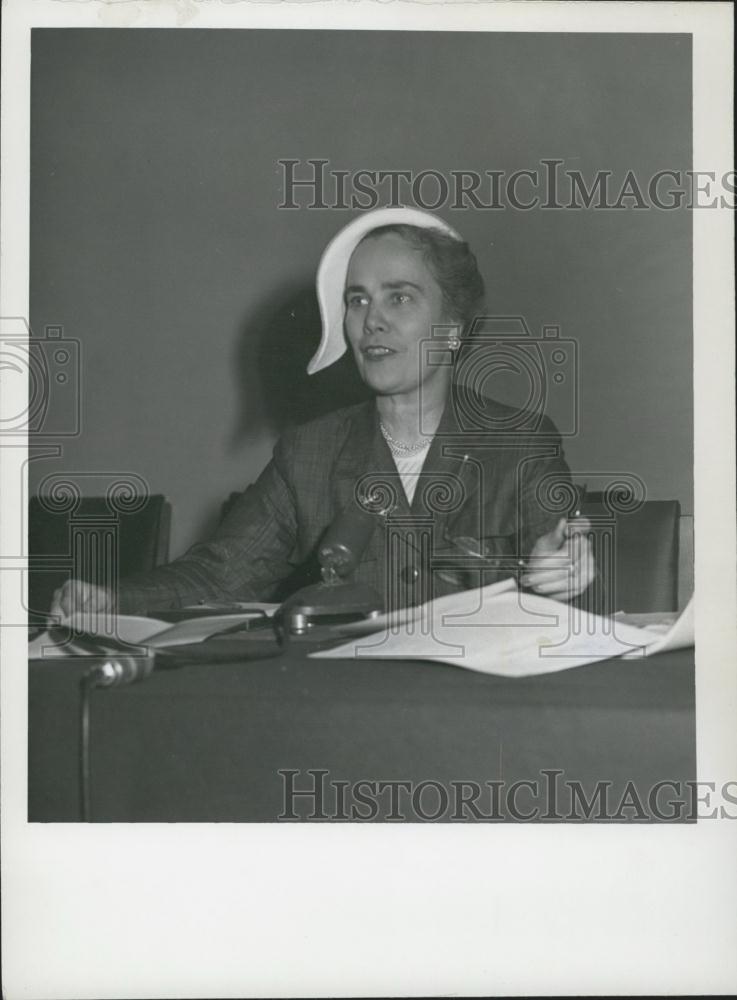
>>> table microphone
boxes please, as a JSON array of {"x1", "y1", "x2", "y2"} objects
[
  {"x1": 317, "y1": 502, "x2": 380, "y2": 580},
  {"x1": 86, "y1": 651, "x2": 156, "y2": 688},
  {"x1": 275, "y1": 503, "x2": 384, "y2": 637}
]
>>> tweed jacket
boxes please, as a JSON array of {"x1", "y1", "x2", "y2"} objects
[{"x1": 118, "y1": 394, "x2": 577, "y2": 614}]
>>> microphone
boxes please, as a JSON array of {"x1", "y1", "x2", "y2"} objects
[
  {"x1": 79, "y1": 651, "x2": 157, "y2": 821},
  {"x1": 317, "y1": 502, "x2": 379, "y2": 581},
  {"x1": 85, "y1": 651, "x2": 156, "y2": 688},
  {"x1": 275, "y1": 502, "x2": 383, "y2": 637}
]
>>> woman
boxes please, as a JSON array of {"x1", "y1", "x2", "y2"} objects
[{"x1": 51, "y1": 207, "x2": 594, "y2": 618}]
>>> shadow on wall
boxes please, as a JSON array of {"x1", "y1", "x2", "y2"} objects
[{"x1": 230, "y1": 283, "x2": 371, "y2": 447}]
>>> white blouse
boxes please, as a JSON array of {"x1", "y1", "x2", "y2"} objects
[{"x1": 390, "y1": 441, "x2": 432, "y2": 505}]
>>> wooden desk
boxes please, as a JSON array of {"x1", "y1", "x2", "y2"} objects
[{"x1": 29, "y1": 642, "x2": 695, "y2": 822}]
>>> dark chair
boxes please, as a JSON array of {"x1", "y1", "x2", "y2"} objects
[
  {"x1": 28, "y1": 494, "x2": 171, "y2": 617},
  {"x1": 580, "y1": 492, "x2": 681, "y2": 613}
]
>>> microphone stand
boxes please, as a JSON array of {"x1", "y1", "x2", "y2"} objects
[
  {"x1": 273, "y1": 504, "x2": 384, "y2": 641},
  {"x1": 274, "y1": 567, "x2": 383, "y2": 641}
]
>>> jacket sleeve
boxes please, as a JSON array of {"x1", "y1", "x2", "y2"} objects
[
  {"x1": 117, "y1": 434, "x2": 300, "y2": 614},
  {"x1": 517, "y1": 417, "x2": 574, "y2": 556},
  {"x1": 517, "y1": 418, "x2": 603, "y2": 613}
]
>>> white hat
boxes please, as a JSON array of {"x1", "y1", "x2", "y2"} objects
[{"x1": 308, "y1": 207, "x2": 462, "y2": 374}]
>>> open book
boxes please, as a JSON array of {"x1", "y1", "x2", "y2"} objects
[
  {"x1": 312, "y1": 580, "x2": 694, "y2": 678},
  {"x1": 28, "y1": 603, "x2": 278, "y2": 659}
]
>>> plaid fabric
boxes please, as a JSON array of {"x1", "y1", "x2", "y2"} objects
[{"x1": 118, "y1": 395, "x2": 575, "y2": 614}]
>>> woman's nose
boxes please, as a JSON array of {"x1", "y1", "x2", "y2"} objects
[{"x1": 364, "y1": 300, "x2": 387, "y2": 334}]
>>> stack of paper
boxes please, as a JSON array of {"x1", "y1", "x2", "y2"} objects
[{"x1": 312, "y1": 584, "x2": 694, "y2": 678}]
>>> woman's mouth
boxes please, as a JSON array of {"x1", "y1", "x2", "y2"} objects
[{"x1": 362, "y1": 345, "x2": 396, "y2": 360}]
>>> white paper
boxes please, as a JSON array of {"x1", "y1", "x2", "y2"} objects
[
  {"x1": 313, "y1": 588, "x2": 680, "y2": 677},
  {"x1": 28, "y1": 605, "x2": 278, "y2": 658},
  {"x1": 623, "y1": 596, "x2": 695, "y2": 658},
  {"x1": 332, "y1": 576, "x2": 518, "y2": 637}
]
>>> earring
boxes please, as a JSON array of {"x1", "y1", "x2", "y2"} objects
[{"x1": 448, "y1": 335, "x2": 460, "y2": 350}]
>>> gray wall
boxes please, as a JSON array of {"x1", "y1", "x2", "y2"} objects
[{"x1": 30, "y1": 30, "x2": 692, "y2": 557}]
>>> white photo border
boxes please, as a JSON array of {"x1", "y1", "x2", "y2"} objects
[{"x1": 1, "y1": 2, "x2": 735, "y2": 997}]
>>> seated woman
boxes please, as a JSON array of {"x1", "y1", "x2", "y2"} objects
[{"x1": 51, "y1": 207, "x2": 594, "y2": 617}]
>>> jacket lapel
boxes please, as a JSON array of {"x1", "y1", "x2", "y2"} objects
[
  {"x1": 329, "y1": 391, "x2": 492, "y2": 565},
  {"x1": 410, "y1": 393, "x2": 484, "y2": 536},
  {"x1": 330, "y1": 402, "x2": 404, "y2": 563},
  {"x1": 331, "y1": 401, "x2": 397, "y2": 502}
]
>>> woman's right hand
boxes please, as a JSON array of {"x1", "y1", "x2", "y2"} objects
[{"x1": 49, "y1": 580, "x2": 114, "y2": 622}]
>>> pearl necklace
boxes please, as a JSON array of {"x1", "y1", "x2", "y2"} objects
[{"x1": 380, "y1": 421, "x2": 431, "y2": 456}]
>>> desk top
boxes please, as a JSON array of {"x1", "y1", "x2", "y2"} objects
[
  {"x1": 29, "y1": 644, "x2": 695, "y2": 822},
  {"x1": 30, "y1": 637, "x2": 695, "y2": 700}
]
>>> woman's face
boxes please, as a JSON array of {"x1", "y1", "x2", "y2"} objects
[{"x1": 344, "y1": 233, "x2": 455, "y2": 398}]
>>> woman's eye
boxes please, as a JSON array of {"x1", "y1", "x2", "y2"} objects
[
  {"x1": 346, "y1": 294, "x2": 367, "y2": 308},
  {"x1": 392, "y1": 292, "x2": 412, "y2": 305}
]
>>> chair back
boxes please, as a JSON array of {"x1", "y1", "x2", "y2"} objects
[
  {"x1": 28, "y1": 494, "x2": 171, "y2": 616},
  {"x1": 581, "y1": 492, "x2": 681, "y2": 613}
]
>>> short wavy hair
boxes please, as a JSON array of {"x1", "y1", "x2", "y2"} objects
[{"x1": 359, "y1": 223, "x2": 486, "y2": 337}]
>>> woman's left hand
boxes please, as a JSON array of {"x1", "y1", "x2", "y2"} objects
[{"x1": 521, "y1": 517, "x2": 596, "y2": 602}]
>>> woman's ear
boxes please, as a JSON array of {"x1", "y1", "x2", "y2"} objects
[{"x1": 440, "y1": 320, "x2": 462, "y2": 351}]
